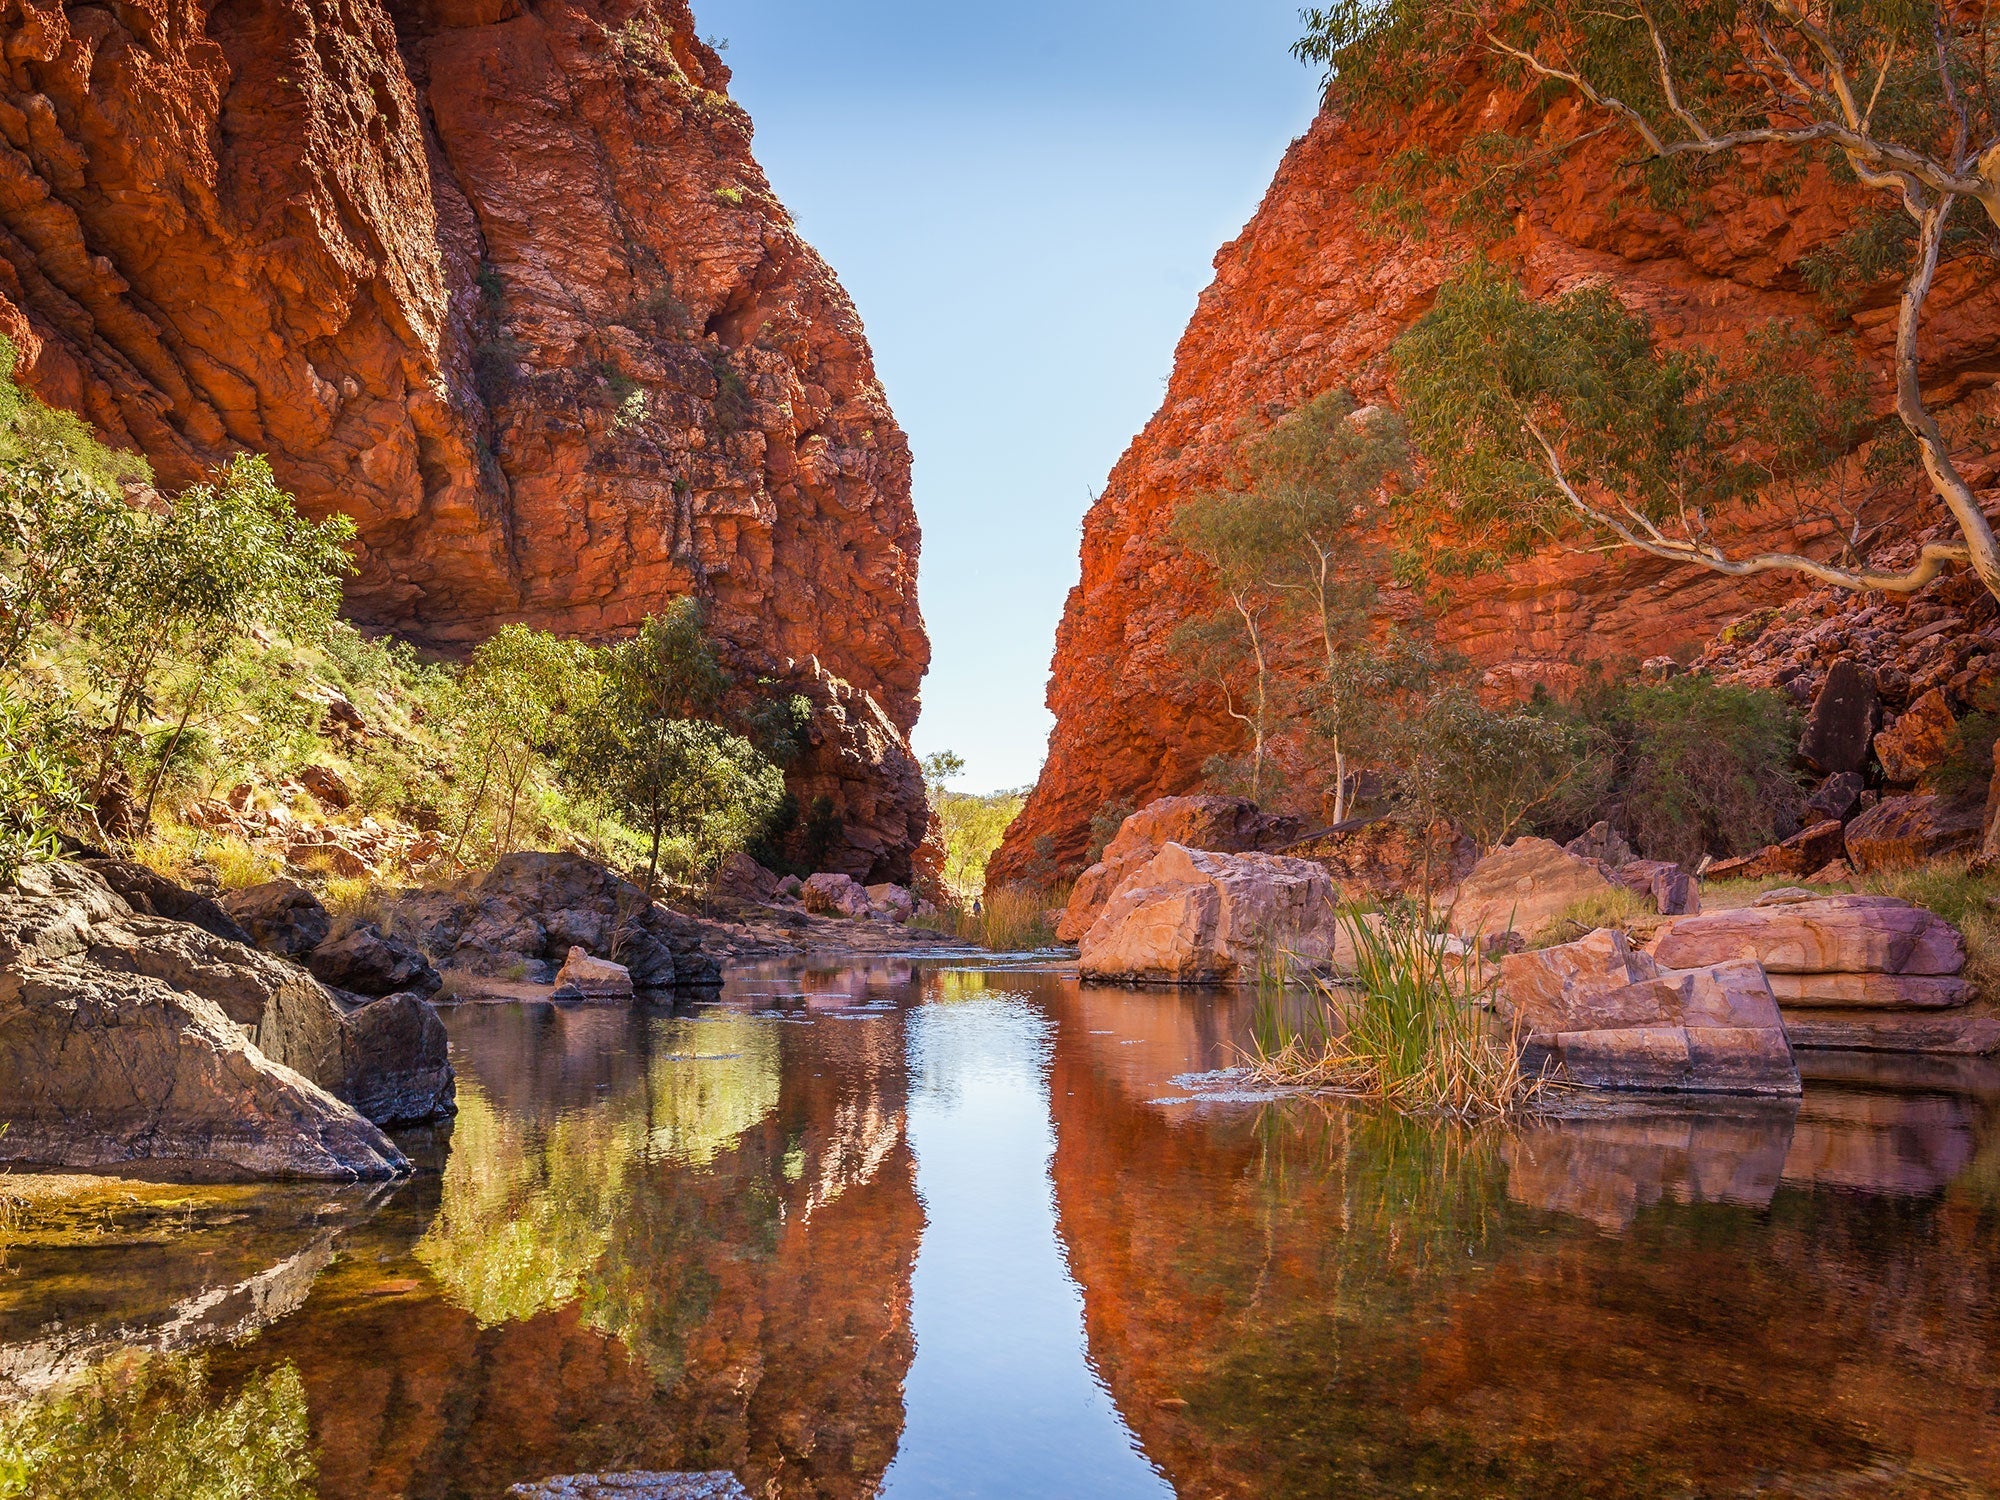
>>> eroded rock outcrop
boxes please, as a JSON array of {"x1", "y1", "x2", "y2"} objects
[
  {"x1": 1056, "y1": 796, "x2": 1303, "y2": 944},
  {"x1": 0, "y1": 0, "x2": 928, "y2": 877},
  {"x1": 993, "y1": 52, "x2": 2000, "y2": 881},
  {"x1": 0, "y1": 865, "x2": 429, "y2": 1179}
]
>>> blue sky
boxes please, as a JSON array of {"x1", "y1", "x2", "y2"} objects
[{"x1": 699, "y1": 0, "x2": 1326, "y2": 795}]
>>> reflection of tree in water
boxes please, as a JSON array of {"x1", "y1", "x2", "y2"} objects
[
  {"x1": 1044, "y1": 985, "x2": 2000, "y2": 1500},
  {"x1": 0, "y1": 1350, "x2": 314, "y2": 1499}
]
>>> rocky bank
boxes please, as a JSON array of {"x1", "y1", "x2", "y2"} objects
[
  {"x1": 993, "y1": 61, "x2": 2000, "y2": 882},
  {"x1": 0, "y1": 0, "x2": 929, "y2": 878}
]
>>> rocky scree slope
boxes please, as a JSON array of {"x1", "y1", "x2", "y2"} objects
[
  {"x1": 992, "y1": 64, "x2": 2000, "y2": 883},
  {"x1": 0, "y1": 0, "x2": 930, "y2": 878}
]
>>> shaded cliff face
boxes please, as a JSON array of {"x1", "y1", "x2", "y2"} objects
[
  {"x1": 992, "y1": 69, "x2": 2000, "y2": 883},
  {"x1": 0, "y1": 0, "x2": 928, "y2": 876}
]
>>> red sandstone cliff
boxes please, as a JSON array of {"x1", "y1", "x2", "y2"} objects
[
  {"x1": 0, "y1": 0, "x2": 929, "y2": 877},
  {"x1": 992, "y1": 67, "x2": 2000, "y2": 884}
]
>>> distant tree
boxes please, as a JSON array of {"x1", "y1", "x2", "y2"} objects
[
  {"x1": 444, "y1": 625, "x2": 597, "y2": 865},
  {"x1": 563, "y1": 604, "x2": 784, "y2": 890},
  {"x1": 1303, "y1": 0, "x2": 2000, "y2": 606},
  {"x1": 1171, "y1": 390, "x2": 1406, "y2": 810},
  {"x1": 1385, "y1": 684, "x2": 1598, "y2": 855}
]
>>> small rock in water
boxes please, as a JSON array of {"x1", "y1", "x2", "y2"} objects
[
  {"x1": 551, "y1": 946, "x2": 635, "y2": 1003},
  {"x1": 506, "y1": 1476, "x2": 749, "y2": 1500}
]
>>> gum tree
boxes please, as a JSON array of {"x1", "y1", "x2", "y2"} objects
[{"x1": 1304, "y1": 0, "x2": 2000, "y2": 604}]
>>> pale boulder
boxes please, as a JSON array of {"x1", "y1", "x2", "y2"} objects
[
  {"x1": 551, "y1": 946, "x2": 635, "y2": 1003},
  {"x1": 1446, "y1": 838, "x2": 1626, "y2": 944},
  {"x1": 865, "y1": 883, "x2": 916, "y2": 923},
  {"x1": 801, "y1": 872, "x2": 871, "y2": 919},
  {"x1": 1056, "y1": 796, "x2": 1302, "y2": 943},
  {"x1": 1497, "y1": 928, "x2": 1798, "y2": 1095},
  {"x1": 1078, "y1": 844, "x2": 1339, "y2": 985}
]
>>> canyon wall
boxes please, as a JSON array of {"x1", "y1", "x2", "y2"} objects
[
  {"x1": 992, "y1": 62, "x2": 2000, "y2": 885},
  {"x1": 0, "y1": 0, "x2": 929, "y2": 878}
]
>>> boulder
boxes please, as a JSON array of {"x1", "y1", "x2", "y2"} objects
[
  {"x1": 1704, "y1": 821, "x2": 1846, "y2": 883},
  {"x1": 395, "y1": 853, "x2": 716, "y2": 987},
  {"x1": 1873, "y1": 689, "x2": 1957, "y2": 785},
  {"x1": 1652, "y1": 894, "x2": 1965, "y2": 977},
  {"x1": 0, "y1": 865, "x2": 416, "y2": 1180},
  {"x1": 1057, "y1": 796, "x2": 1304, "y2": 943},
  {"x1": 336, "y1": 993, "x2": 455, "y2": 1125},
  {"x1": 865, "y1": 883, "x2": 916, "y2": 923},
  {"x1": 308, "y1": 922, "x2": 442, "y2": 998},
  {"x1": 1498, "y1": 929, "x2": 1799, "y2": 1095},
  {"x1": 1564, "y1": 821, "x2": 1636, "y2": 869},
  {"x1": 1806, "y1": 772, "x2": 1867, "y2": 824},
  {"x1": 0, "y1": 864, "x2": 455, "y2": 1137},
  {"x1": 79, "y1": 858, "x2": 253, "y2": 946},
  {"x1": 710, "y1": 852, "x2": 781, "y2": 903},
  {"x1": 1843, "y1": 793, "x2": 1986, "y2": 872},
  {"x1": 221, "y1": 879, "x2": 331, "y2": 959},
  {"x1": 1077, "y1": 843, "x2": 1339, "y2": 985},
  {"x1": 776, "y1": 874, "x2": 803, "y2": 898},
  {"x1": 297, "y1": 763, "x2": 353, "y2": 810},
  {"x1": 1611, "y1": 859, "x2": 1700, "y2": 917},
  {"x1": 802, "y1": 872, "x2": 872, "y2": 919},
  {"x1": 551, "y1": 946, "x2": 636, "y2": 1003},
  {"x1": 1798, "y1": 659, "x2": 1878, "y2": 774},
  {"x1": 1279, "y1": 815, "x2": 1478, "y2": 904},
  {"x1": 1446, "y1": 838, "x2": 1627, "y2": 943}
]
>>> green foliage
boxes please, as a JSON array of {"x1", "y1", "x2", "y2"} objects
[
  {"x1": 1800, "y1": 210, "x2": 1917, "y2": 311},
  {"x1": 0, "y1": 338, "x2": 149, "y2": 490},
  {"x1": 1086, "y1": 799, "x2": 1135, "y2": 865},
  {"x1": 0, "y1": 1353, "x2": 315, "y2": 1500},
  {"x1": 0, "y1": 683, "x2": 82, "y2": 880},
  {"x1": 561, "y1": 605, "x2": 783, "y2": 887},
  {"x1": 1543, "y1": 675, "x2": 1806, "y2": 866},
  {"x1": 1384, "y1": 683, "x2": 1598, "y2": 852},
  {"x1": 0, "y1": 459, "x2": 137, "y2": 675},
  {"x1": 1936, "y1": 683, "x2": 2000, "y2": 801}
]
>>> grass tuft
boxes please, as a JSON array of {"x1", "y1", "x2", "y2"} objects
[
  {"x1": 1245, "y1": 910, "x2": 1546, "y2": 1119},
  {"x1": 916, "y1": 882, "x2": 1065, "y2": 952}
]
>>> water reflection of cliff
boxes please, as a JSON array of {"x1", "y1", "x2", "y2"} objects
[
  {"x1": 1040, "y1": 977, "x2": 2000, "y2": 1499},
  {"x1": 213, "y1": 992, "x2": 922, "y2": 1500}
]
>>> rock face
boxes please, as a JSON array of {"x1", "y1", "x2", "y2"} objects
[
  {"x1": 1843, "y1": 793, "x2": 1988, "y2": 871},
  {"x1": 0, "y1": 864, "x2": 431, "y2": 1179},
  {"x1": 1077, "y1": 843, "x2": 1339, "y2": 986},
  {"x1": 991, "y1": 55, "x2": 2000, "y2": 881},
  {"x1": 1447, "y1": 838, "x2": 1628, "y2": 944},
  {"x1": 0, "y1": 0, "x2": 928, "y2": 880},
  {"x1": 398, "y1": 852, "x2": 716, "y2": 987},
  {"x1": 221, "y1": 880, "x2": 333, "y2": 960},
  {"x1": 1498, "y1": 929, "x2": 1800, "y2": 1095},
  {"x1": 1056, "y1": 797, "x2": 1303, "y2": 944},
  {"x1": 1651, "y1": 893, "x2": 1984, "y2": 1053}
]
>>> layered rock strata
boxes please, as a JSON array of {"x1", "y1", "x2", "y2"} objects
[
  {"x1": 0, "y1": 0, "x2": 928, "y2": 877},
  {"x1": 995, "y1": 59, "x2": 2000, "y2": 881},
  {"x1": 0, "y1": 864, "x2": 443, "y2": 1178}
]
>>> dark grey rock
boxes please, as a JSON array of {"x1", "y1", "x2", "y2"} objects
[
  {"x1": 220, "y1": 879, "x2": 331, "y2": 959},
  {"x1": 1806, "y1": 771, "x2": 1867, "y2": 824},
  {"x1": 81, "y1": 858, "x2": 253, "y2": 946},
  {"x1": 336, "y1": 992, "x2": 455, "y2": 1125},
  {"x1": 1799, "y1": 659, "x2": 1879, "y2": 775},
  {"x1": 309, "y1": 922, "x2": 442, "y2": 997}
]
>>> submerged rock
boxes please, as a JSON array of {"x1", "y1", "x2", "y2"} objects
[
  {"x1": 1077, "y1": 843, "x2": 1339, "y2": 986},
  {"x1": 506, "y1": 1475, "x2": 750, "y2": 1500}
]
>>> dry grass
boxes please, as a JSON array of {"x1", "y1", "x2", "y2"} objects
[
  {"x1": 919, "y1": 882, "x2": 1067, "y2": 951},
  {"x1": 1244, "y1": 912, "x2": 1550, "y2": 1119},
  {"x1": 1533, "y1": 885, "x2": 1652, "y2": 948}
]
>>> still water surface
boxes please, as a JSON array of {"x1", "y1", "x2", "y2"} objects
[{"x1": 11, "y1": 957, "x2": 2000, "y2": 1497}]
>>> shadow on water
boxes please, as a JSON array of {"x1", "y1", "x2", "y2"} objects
[{"x1": 6, "y1": 960, "x2": 2000, "y2": 1497}]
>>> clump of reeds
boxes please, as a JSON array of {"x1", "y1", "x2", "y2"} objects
[
  {"x1": 1244, "y1": 909, "x2": 1547, "y2": 1119},
  {"x1": 917, "y1": 882, "x2": 1066, "y2": 952}
]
